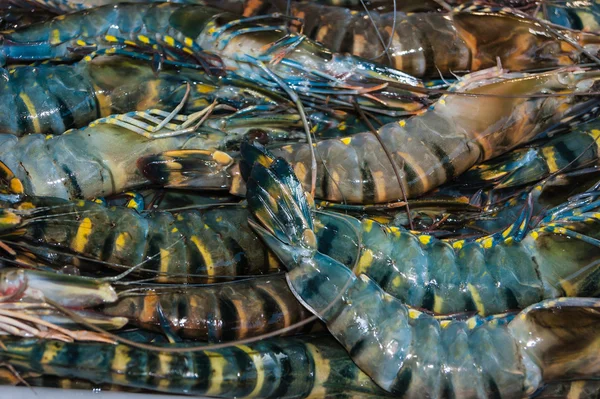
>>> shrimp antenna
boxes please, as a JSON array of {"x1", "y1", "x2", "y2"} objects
[
  {"x1": 433, "y1": 0, "x2": 453, "y2": 12},
  {"x1": 360, "y1": 0, "x2": 395, "y2": 64},
  {"x1": 0, "y1": 363, "x2": 29, "y2": 389}
]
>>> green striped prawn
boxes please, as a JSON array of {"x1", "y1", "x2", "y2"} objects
[
  {"x1": 0, "y1": 176, "x2": 575, "y2": 314},
  {"x1": 0, "y1": 2, "x2": 426, "y2": 115},
  {"x1": 100, "y1": 275, "x2": 317, "y2": 342},
  {"x1": 241, "y1": 143, "x2": 600, "y2": 317},
  {"x1": 243, "y1": 150, "x2": 600, "y2": 396},
  {"x1": 0, "y1": 55, "x2": 289, "y2": 136},
  {"x1": 0, "y1": 334, "x2": 392, "y2": 398},
  {"x1": 279, "y1": 2, "x2": 600, "y2": 77},
  {"x1": 0, "y1": 91, "x2": 321, "y2": 201},
  {"x1": 0, "y1": 197, "x2": 282, "y2": 283},
  {"x1": 18, "y1": 1, "x2": 600, "y2": 78},
  {"x1": 4, "y1": 297, "x2": 600, "y2": 399},
  {"x1": 2, "y1": 263, "x2": 600, "y2": 398},
  {"x1": 462, "y1": 119, "x2": 600, "y2": 190}
]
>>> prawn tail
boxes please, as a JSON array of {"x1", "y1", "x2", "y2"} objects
[
  {"x1": 137, "y1": 149, "x2": 234, "y2": 190},
  {"x1": 509, "y1": 297, "x2": 600, "y2": 393},
  {"x1": 459, "y1": 147, "x2": 548, "y2": 189},
  {"x1": 244, "y1": 142, "x2": 316, "y2": 266}
]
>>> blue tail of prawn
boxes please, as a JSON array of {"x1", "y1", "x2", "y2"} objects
[
  {"x1": 243, "y1": 143, "x2": 317, "y2": 266},
  {"x1": 460, "y1": 123, "x2": 600, "y2": 189}
]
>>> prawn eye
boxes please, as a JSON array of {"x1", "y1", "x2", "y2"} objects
[
  {"x1": 0, "y1": 269, "x2": 25, "y2": 300},
  {"x1": 245, "y1": 129, "x2": 271, "y2": 145},
  {"x1": 301, "y1": 229, "x2": 317, "y2": 250}
]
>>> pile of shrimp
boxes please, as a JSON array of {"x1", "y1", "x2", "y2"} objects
[{"x1": 1, "y1": 0, "x2": 600, "y2": 398}]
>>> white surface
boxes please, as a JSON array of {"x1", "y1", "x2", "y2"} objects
[{"x1": 0, "y1": 386, "x2": 198, "y2": 398}]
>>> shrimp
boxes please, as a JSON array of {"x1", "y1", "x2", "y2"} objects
[
  {"x1": 461, "y1": 119, "x2": 600, "y2": 189},
  {"x1": 0, "y1": 92, "x2": 320, "y2": 201},
  {"x1": 0, "y1": 3, "x2": 426, "y2": 114},
  {"x1": 236, "y1": 144, "x2": 600, "y2": 316},
  {"x1": 275, "y1": 2, "x2": 600, "y2": 77},
  {"x1": 101, "y1": 275, "x2": 317, "y2": 341},
  {"x1": 141, "y1": 67, "x2": 600, "y2": 203},
  {"x1": 0, "y1": 198, "x2": 282, "y2": 283},
  {"x1": 0, "y1": 334, "x2": 392, "y2": 398},
  {"x1": 0, "y1": 55, "x2": 290, "y2": 136},
  {"x1": 243, "y1": 152, "x2": 600, "y2": 396}
]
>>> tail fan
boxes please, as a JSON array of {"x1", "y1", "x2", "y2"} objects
[
  {"x1": 239, "y1": 141, "x2": 276, "y2": 182},
  {"x1": 509, "y1": 297, "x2": 600, "y2": 389},
  {"x1": 137, "y1": 149, "x2": 234, "y2": 190},
  {"x1": 243, "y1": 142, "x2": 316, "y2": 265}
]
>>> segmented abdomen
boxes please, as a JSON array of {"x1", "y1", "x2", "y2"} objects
[
  {"x1": 1, "y1": 336, "x2": 390, "y2": 398},
  {"x1": 102, "y1": 276, "x2": 315, "y2": 341},
  {"x1": 284, "y1": 4, "x2": 588, "y2": 77},
  {"x1": 271, "y1": 69, "x2": 595, "y2": 203},
  {"x1": 0, "y1": 64, "x2": 97, "y2": 136},
  {"x1": 286, "y1": 4, "x2": 469, "y2": 77},
  {"x1": 0, "y1": 3, "x2": 221, "y2": 64},
  {"x1": 0, "y1": 56, "x2": 256, "y2": 136},
  {"x1": 315, "y1": 211, "x2": 600, "y2": 315},
  {"x1": 15, "y1": 200, "x2": 281, "y2": 282}
]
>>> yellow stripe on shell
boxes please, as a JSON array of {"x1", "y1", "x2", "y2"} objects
[
  {"x1": 467, "y1": 283, "x2": 485, "y2": 315},
  {"x1": 111, "y1": 345, "x2": 131, "y2": 384},
  {"x1": 204, "y1": 351, "x2": 228, "y2": 396},
  {"x1": 19, "y1": 93, "x2": 41, "y2": 133},
  {"x1": 238, "y1": 345, "x2": 265, "y2": 397},
  {"x1": 433, "y1": 294, "x2": 445, "y2": 314},
  {"x1": 190, "y1": 236, "x2": 214, "y2": 277},
  {"x1": 163, "y1": 36, "x2": 175, "y2": 47},
  {"x1": 72, "y1": 217, "x2": 92, "y2": 253},
  {"x1": 156, "y1": 353, "x2": 174, "y2": 389},
  {"x1": 418, "y1": 235, "x2": 432, "y2": 245},
  {"x1": 157, "y1": 248, "x2": 171, "y2": 282},
  {"x1": 41, "y1": 341, "x2": 63, "y2": 364},
  {"x1": 50, "y1": 29, "x2": 61, "y2": 45},
  {"x1": 355, "y1": 249, "x2": 374, "y2": 275},
  {"x1": 305, "y1": 342, "x2": 331, "y2": 398},
  {"x1": 541, "y1": 146, "x2": 560, "y2": 173},
  {"x1": 115, "y1": 233, "x2": 129, "y2": 253}
]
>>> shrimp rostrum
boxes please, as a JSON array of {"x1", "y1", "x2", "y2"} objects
[
  {"x1": 243, "y1": 151, "x2": 600, "y2": 397},
  {"x1": 0, "y1": 268, "x2": 126, "y2": 341}
]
